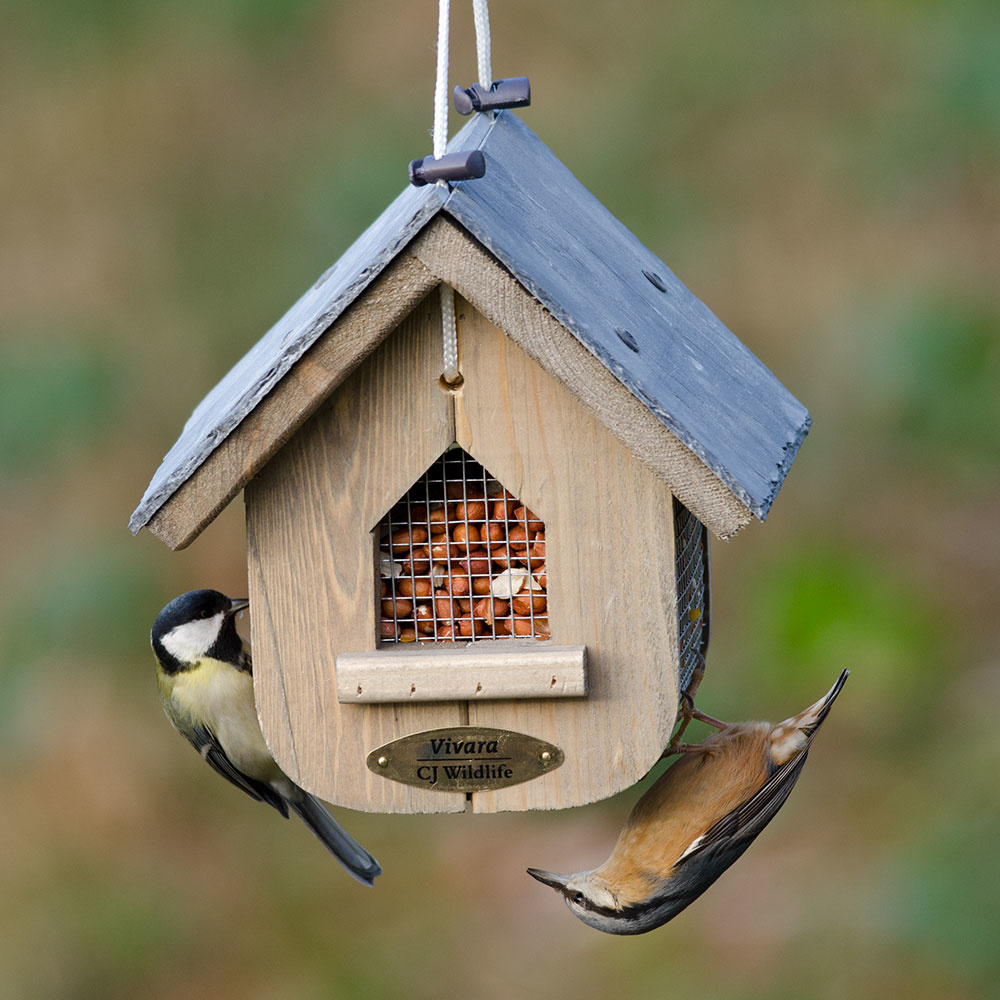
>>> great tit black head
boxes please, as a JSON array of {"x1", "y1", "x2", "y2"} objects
[{"x1": 151, "y1": 588, "x2": 249, "y2": 674}]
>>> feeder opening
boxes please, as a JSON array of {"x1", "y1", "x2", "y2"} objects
[
  {"x1": 673, "y1": 497, "x2": 710, "y2": 696},
  {"x1": 377, "y1": 447, "x2": 550, "y2": 644}
]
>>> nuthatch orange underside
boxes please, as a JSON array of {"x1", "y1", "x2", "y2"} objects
[{"x1": 527, "y1": 670, "x2": 849, "y2": 934}]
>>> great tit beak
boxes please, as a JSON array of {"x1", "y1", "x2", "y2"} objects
[
  {"x1": 526, "y1": 868, "x2": 571, "y2": 891},
  {"x1": 226, "y1": 598, "x2": 250, "y2": 617}
]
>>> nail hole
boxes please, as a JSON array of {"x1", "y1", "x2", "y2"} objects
[
  {"x1": 615, "y1": 327, "x2": 639, "y2": 352},
  {"x1": 643, "y1": 269, "x2": 667, "y2": 292},
  {"x1": 550, "y1": 676, "x2": 557, "y2": 687},
  {"x1": 410, "y1": 683, "x2": 416, "y2": 694},
  {"x1": 475, "y1": 682, "x2": 483, "y2": 693},
  {"x1": 357, "y1": 685, "x2": 363, "y2": 695}
]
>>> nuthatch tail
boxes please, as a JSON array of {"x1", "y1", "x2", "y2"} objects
[{"x1": 527, "y1": 670, "x2": 849, "y2": 934}]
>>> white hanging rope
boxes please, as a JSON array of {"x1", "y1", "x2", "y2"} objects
[
  {"x1": 432, "y1": 1, "x2": 493, "y2": 385},
  {"x1": 472, "y1": 0, "x2": 492, "y2": 89},
  {"x1": 440, "y1": 284, "x2": 460, "y2": 383},
  {"x1": 433, "y1": 4, "x2": 458, "y2": 382},
  {"x1": 432, "y1": 0, "x2": 451, "y2": 162}
]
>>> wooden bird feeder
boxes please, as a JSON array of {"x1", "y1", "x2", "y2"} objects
[{"x1": 131, "y1": 111, "x2": 809, "y2": 816}]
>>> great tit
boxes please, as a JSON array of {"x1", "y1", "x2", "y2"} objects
[
  {"x1": 527, "y1": 670, "x2": 848, "y2": 933},
  {"x1": 150, "y1": 589, "x2": 382, "y2": 887}
]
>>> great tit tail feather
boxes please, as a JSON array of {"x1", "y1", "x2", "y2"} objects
[{"x1": 289, "y1": 794, "x2": 382, "y2": 887}]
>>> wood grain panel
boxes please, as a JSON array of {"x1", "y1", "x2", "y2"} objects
[
  {"x1": 452, "y1": 303, "x2": 681, "y2": 813},
  {"x1": 247, "y1": 297, "x2": 465, "y2": 813},
  {"x1": 336, "y1": 645, "x2": 587, "y2": 703}
]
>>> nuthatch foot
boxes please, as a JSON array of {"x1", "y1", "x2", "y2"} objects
[{"x1": 527, "y1": 670, "x2": 849, "y2": 934}]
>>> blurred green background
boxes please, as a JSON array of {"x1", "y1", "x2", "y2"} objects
[{"x1": 2, "y1": 1, "x2": 998, "y2": 997}]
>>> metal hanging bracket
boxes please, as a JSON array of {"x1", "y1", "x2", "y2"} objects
[{"x1": 453, "y1": 76, "x2": 531, "y2": 115}]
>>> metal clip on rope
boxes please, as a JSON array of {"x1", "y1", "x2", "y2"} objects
[
  {"x1": 408, "y1": 150, "x2": 486, "y2": 187},
  {"x1": 453, "y1": 76, "x2": 531, "y2": 115}
]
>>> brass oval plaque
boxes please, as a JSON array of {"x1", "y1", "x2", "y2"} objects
[{"x1": 366, "y1": 726, "x2": 565, "y2": 793}]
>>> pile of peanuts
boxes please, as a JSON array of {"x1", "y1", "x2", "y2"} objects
[{"x1": 379, "y1": 483, "x2": 549, "y2": 643}]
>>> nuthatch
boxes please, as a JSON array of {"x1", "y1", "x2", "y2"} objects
[{"x1": 527, "y1": 670, "x2": 849, "y2": 934}]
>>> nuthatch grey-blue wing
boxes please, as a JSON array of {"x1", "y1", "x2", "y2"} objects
[
  {"x1": 151, "y1": 589, "x2": 382, "y2": 887},
  {"x1": 527, "y1": 670, "x2": 848, "y2": 934}
]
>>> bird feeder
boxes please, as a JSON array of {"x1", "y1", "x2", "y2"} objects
[{"x1": 130, "y1": 111, "x2": 809, "y2": 816}]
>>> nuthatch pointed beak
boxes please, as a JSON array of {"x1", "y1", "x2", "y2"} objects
[
  {"x1": 225, "y1": 598, "x2": 249, "y2": 617},
  {"x1": 526, "y1": 868, "x2": 570, "y2": 891}
]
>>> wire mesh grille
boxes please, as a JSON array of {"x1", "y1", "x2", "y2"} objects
[
  {"x1": 674, "y1": 497, "x2": 710, "y2": 698},
  {"x1": 378, "y1": 447, "x2": 549, "y2": 644}
]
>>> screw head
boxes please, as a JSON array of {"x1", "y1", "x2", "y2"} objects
[
  {"x1": 540, "y1": 750, "x2": 552, "y2": 764},
  {"x1": 377, "y1": 756, "x2": 389, "y2": 768}
]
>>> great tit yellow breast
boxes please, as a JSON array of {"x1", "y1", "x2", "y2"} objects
[{"x1": 166, "y1": 657, "x2": 281, "y2": 783}]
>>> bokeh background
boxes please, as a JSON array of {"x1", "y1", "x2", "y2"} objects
[{"x1": 2, "y1": 1, "x2": 998, "y2": 997}]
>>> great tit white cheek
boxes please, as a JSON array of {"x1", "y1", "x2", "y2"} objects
[{"x1": 161, "y1": 612, "x2": 225, "y2": 663}]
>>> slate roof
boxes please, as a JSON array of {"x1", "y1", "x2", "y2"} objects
[{"x1": 131, "y1": 110, "x2": 809, "y2": 535}]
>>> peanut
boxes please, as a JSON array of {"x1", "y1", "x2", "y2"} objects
[
  {"x1": 452, "y1": 522, "x2": 481, "y2": 545},
  {"x1": 513, "y1": 506, "x2": 544, "y2": 531},
  {"x1": 382, "y1": 597, "x2": 414, "y2": 618},
  {"x1": 492, "y1": 498, "x2": 519, "y2": 520},
  {"x1": 397, "y1": 577, "x2": 432, "y2": 599},
  {"x1": 508, "y1": 524, "x2": 528, "y2": 546},
  {"x1": 484, "y1": 521, "x2": 505, "y2": 543},
  {"x1": 474, "y1": 597, "x2": 509, "y2": 625},
  {"x1": 402, "y1": 545, "x2": 430, "y2": 575},
  {"x1": 461, "y1": 549, "x2": 491, "y2": 578},
  {"x1": 415, "y1": 605, "x2": 435, "y2": 635},
  {"x1": 430, "y1": 538, "x2": 456, "y2": 561},
  {"x1": 512, "y1": 593, "x2": 547, "y2": 615},
  {"x1": 457, "y1": 616, "x2": 485, "y2": 637},
  {"x1": 524, "y1": 537, "x2": 545, "y2": 569},
  {"x1": 455, "y1": 500, "x2": 486, "y2": 521},
  {"x1": 433, "y1": 590, "x2": 455, "y2": 619},
  {"x1": 390, "y1": 526, "x2": 427, "y2": 553}
]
